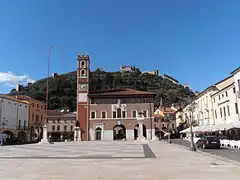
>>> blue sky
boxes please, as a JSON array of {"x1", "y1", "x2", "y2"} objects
[{"x1": 0, "y1": 0, "x2": 240, "y2": 93}]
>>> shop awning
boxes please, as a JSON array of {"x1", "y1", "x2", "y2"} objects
[{"x1": 180, "y1": 121, "x2": 240, "y2": 133}]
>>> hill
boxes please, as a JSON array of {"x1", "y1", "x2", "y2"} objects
[{"x1": 9, "y1": 69, "x2": 195, "y2": 111}]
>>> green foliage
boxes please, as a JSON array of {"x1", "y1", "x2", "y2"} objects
[{"x1": 9, "y1": 70, "x2": 195, "y2": 110}]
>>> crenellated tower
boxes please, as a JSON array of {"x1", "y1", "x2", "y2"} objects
[{"x1": 77, "y1": 54, "x2": 90, "y2": 141}]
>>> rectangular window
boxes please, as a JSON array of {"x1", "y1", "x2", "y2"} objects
[
  {"x1": 215, "y1": 110, "x2": 217, "y2": 119},
  {"x1": 238, "y1": 79, "x2": 240, "y2": 90},
  {"x1": 132, "y1": 111, "x2": 137, "y2": 118},
  {"x1": 220, "y1": 108, "x2": 222, "y2": 117},
  {"x1": 32, "y1": 114, "x2": 34, "y2": 121},
  {"x1": 167, "y1": 124, "x2": 169, "y2": 130},
  {"x1": 235, "y1": 103, "x2": 239, "y2": 114},
  {"x1": 223, "y1": 107, "x2": 226, "y2": 117},
  {"x1": 36, "y1": 115, "x2": 39, "y2": 121},
  {"x1": 227, "y1": 105, "x2": 230, "y2": 116},
  {"x1": 18, "y1": 120, "x2": 21, "y2": 129},
  {"x1": 122, "y1": 111, "x2": 126, "y2": 118},
  {"x1": 143, "y1": 110, "x2": 147, "y2": 117},
  {"x1": 226, "y1": 91, "x2": 228, "y2": 97},
  {"x1": 70, "y1": 125, "x2": 73, "y2": 131},
  {"x1": 57, "y1": 126, "x2": 60, "y2": 130},
  {"x1": 222, "y1": 94, "x2": 224, "y2": 98},
  {"x1": 91, "y1": 112, "x2": 96, "y2": 119},
  {"x1": 52, "y1": 126, "x2": 55, "y2": 131},
  {"x1": 213, "y1": 98, "x2": 215, "y2": 103},
  {"x1": 172, "y1": 123, "x2": 174, "y2": 129},
  {"x1": 117, "y1": 109, "x2": 121, "y2": 118},
  {"x1": 219, "y1": 95, "x2": 221, "y2": 100},
  {"x1": 101, "y1": 111, "x2": 106, "y2": 118},
  {"x1": 233, "y1": 88, "x2": 236, "y2": 93},
  {"x1": 23, "y1": 120, "x2": 26, "y2": 130},
  {"x1": 37, "y1": 104, "x2": 39, "y2": 108},
  {"x1": 113, "y1": 111, "x2": 116, "y2": 118},
  {"x1": 64, "y1": 125, "x2": 67, "y2": 131}
]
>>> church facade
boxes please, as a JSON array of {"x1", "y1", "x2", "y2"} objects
[{"x1": 76, "y1": 54, "x2": 156, "y2": 141}]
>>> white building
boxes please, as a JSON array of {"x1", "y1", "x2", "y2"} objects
[
  {"x1": 0, "y1": 94, "x2": 29, "y2": 141},
  {"x1": 182, "y1": 67, "x2": 240, "y2": 130}
]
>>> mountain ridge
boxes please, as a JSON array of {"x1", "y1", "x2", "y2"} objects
[{"x1": 9, "y1": 69, "x2": 195, "y2": 111}]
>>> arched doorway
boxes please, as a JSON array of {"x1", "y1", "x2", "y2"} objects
[
  {"x1": 134, "y1": 124, "x2": 139, "y2": 140},
  {"x1": 143, "y1": 124, "x2": 147, "y2": 138},
  {"x1": 50, "y1": 132, "x2": 61, "y2": 142},
  {"x1": 3, "y1": 130, "x2": 14, "y2": 139},
  {"x1": 95, "y1": 127, "x2": 102, "y2": 140},
  {"x1": 113, "y1": 124, "x2": 126, "y2": 140},
  {"x1": 17, "y1": 131, "x2": 27, "y2": 143},
  {"x1": 30, "y1": 126, "x2": 34, "y2": 141},
  {"x1": 39, "y1": 127, "x2": 43, "y2": 139}
]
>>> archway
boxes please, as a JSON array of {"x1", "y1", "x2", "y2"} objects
[
  {"x1": 50, "y1": 132, "x2": 61, "y2": 142},
  {"x1": 39, "y1": 127, "x2": 43, "y2": 139},
  {"x1": 134, "y1": 124, "x2": 139, "y2": 140},
  {"x1": 143, "y1": 124, "x2": 147, "y2": 138},
  {"x1": 17, "y1": 131, "x2": 27, "y2": 143},
  {"x1": 95, "y1": 127, "x2": 102, "y2": 140},
  {"x1": 30, "y1": 126, "x2": 34, "y2": 141},
  {"x1": 3, "y1": 130, "x2": 14, "y2": 139},
  {"x1": 113, "y1": 124, "x2": 126, "y2": 140}
]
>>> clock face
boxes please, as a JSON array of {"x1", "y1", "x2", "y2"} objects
[{"x1": 79, "y1": 84, "x2": 88, "y2": 91}]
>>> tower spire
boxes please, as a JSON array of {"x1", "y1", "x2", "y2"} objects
[{"x1": 159, "y1": 97, "x2": 163, "y2": 109}]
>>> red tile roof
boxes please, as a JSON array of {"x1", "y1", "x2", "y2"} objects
[{"x1": 89, "y1": 88, "x2": 156, "y2": 97}]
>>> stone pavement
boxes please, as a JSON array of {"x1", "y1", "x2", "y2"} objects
[{"x1": 0, "y1": 141, "x2": 240, "y2": 180}]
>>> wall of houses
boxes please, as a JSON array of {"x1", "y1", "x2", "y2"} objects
[{"x1": 182, "y1": 67, "x2": 240, "y2": 127}]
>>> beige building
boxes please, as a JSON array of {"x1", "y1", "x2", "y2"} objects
[
  {"x1": 47, "y1": 110, "x2": 75, "y2": 141},
  {"x1": 182, "y1": 67, "x2": 240, "y2": 130}
]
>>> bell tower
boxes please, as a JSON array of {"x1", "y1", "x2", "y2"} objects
[{"x1": 77, "y1": 54, "x2": 90, "y2": 141}]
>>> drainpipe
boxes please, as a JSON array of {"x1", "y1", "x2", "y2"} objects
[
  {"x1": 210, "y1": 91, "x2": 215, "y2": 125},
  {"x1": 0, "y1": 98, "x2": 2, "y2": 124}
]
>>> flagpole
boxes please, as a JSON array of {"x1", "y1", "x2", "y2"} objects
[{"x1": 40, "y1": 46, "x2": 52, "y2": 144}]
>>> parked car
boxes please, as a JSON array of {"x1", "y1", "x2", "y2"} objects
[{"x1": 196, "y1": 136, "x2": 220, "y2": 149}]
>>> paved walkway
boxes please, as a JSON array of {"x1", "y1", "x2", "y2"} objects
[{"x1": 0, "y1": 141, "x2": 240, "y2": 179}]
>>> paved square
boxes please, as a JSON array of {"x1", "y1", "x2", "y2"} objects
[
  {"x1": 0, "y1": 141, "x2": 240, "y2": 180},
  {"x1": 0, "y1": 141, "x2": 155, "y2": 159}
]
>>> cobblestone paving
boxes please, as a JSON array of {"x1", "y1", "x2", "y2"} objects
[
  {"x1": 0, "y1": 141, "x2": 240, "y2": 180},
  {"x1": 0, "y1": 141, "x2": 146, "y2": 158}
]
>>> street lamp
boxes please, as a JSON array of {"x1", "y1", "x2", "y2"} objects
[
  {"x1": 166, "y1": 115, "x2": 172, "y2": 144},
  {"x1": 186, "y1": 100, "x2": 197, "y2": 151}
]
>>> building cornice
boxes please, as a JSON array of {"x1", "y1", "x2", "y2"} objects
[{"x1": 211, "y1": 83, "x2": 234, "y2": 97}]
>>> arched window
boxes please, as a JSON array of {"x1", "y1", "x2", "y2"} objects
[
  {"x1": 117, "y1": 108, "x2": 121, "y2": 118},
  {"x1": 80, "y1": 61, "x2": 85, "y2": 68},
  {"x1": 80, "y1": 69, "x2": 86, "y2": 77}
]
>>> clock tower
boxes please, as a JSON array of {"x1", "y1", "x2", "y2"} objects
[{"x1": 77, "y1": 54, "x2": 90, "y2": 141}]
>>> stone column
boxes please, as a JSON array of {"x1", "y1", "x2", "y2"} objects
[
  {"x1": 137, "y1": 122, "x2": 145, "y2": 141},
  {"x1": 39, "y1": 124, "x2": 50, "y2": 144},
  {"x1": 74, "y1": 127, "x2": 82, "y2": 141}
]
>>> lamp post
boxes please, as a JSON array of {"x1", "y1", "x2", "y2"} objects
[
  {"x1": 40, "y1": 46, "x2": 52, "y2": 144},
  {"x1": 187, "y1": 100, "x2": 197, "y2": 151},
  {"x1": 0, "y1": 122, "x2": 5, "y2": 146},
  {"x1": 167, "y1": 115, "x2": 172, "y2": 144}
]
